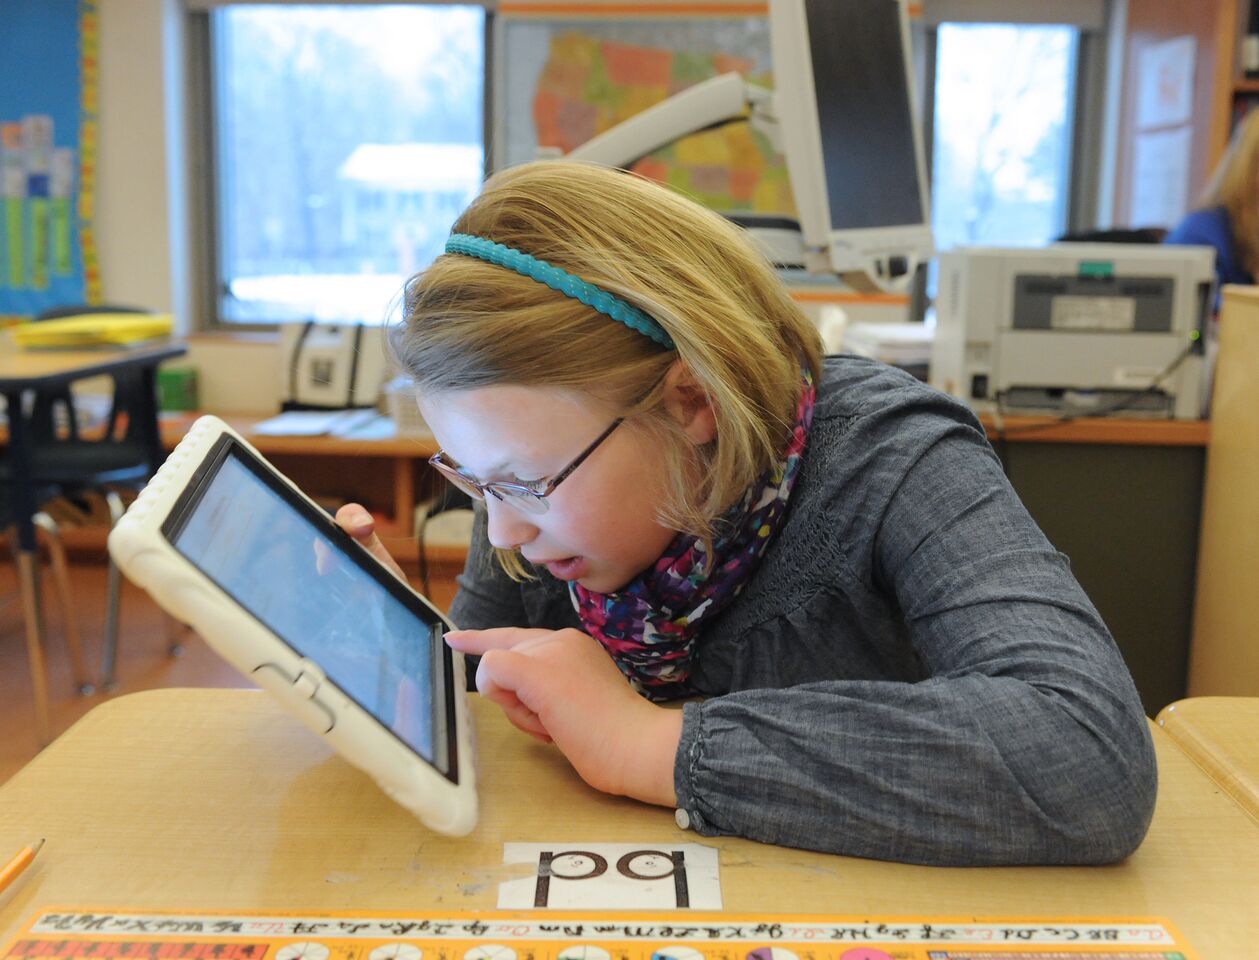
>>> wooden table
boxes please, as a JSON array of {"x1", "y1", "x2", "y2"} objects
[
  {"x1": 0, "y1": 689, "x2": 1257, "y2": 956},
  {"x1": 1157, "y1": 696, "x2": 1259, "y2": 822},
  {"x1": 0, "y1": 346, "x2": 186, "y2": 387},
  {"x1": 0, "y1": 343, "x2": 186, "y2": 743}
]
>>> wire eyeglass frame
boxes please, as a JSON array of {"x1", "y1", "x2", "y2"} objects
[{"x1": 427, "y1": 418, "x2": 624, "y2": 514}]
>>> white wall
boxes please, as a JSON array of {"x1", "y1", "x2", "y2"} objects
[
  {"x1": 97, "y1": 0, "x2": 189, "y2": 327},
  {"x1": 97, "y1": 0, "x2": 285, "y2": 412},
  {"x1": 184, "y1": 334, "x2": 282, "y2": 412}
]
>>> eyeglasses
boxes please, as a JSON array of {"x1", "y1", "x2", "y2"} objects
[{"x1": 428, "y1": 418, "x2": 623, "y2": 515}]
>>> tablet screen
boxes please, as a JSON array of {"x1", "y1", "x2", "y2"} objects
[{"x1": 164, "y1": 440, "x2": 455, "y2": 778}]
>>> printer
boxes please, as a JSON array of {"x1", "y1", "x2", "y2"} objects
[{"x1": 930, "y1": 243, "x2": 1215, "y2": 419}]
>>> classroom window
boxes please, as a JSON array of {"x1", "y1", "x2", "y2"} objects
[
  {"x1": 930, "y1": 23, "x2": 1079, "y2": 250},
  {"x1": 205, "y1": 4, "x2": 486, "y2": 326}
]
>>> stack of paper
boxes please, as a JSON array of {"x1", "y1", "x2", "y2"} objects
[
  {"x1": 841, "y1": 321, "x2": 934, "y2": 367},
  {"x1": 252, "y1": 408, "x2": 387, "y2": 438},
  {"x1": 12, "y1": 313, "x2": 174, "y2": 348}
]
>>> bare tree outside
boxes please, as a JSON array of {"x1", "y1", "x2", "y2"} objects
[
  {"x1": 930, "y1": 24, "x2": 1077, "y2": 253},
  {"x1": 214, "y1": 5, "x2": 485, "y2": 325}
]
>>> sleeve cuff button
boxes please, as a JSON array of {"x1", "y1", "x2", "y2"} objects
[{"x1": 674, "y1": 808, "x2": 692, "y2": 830}]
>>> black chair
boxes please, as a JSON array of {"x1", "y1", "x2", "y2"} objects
[{"x1": 24, "y1": 305, "x2": 181, "y2": 688}]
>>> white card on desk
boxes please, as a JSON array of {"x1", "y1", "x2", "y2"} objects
[
  {"x1": 498, "y1": 842, "x2": 721, "y2": 910},
  {"x1": 252, "y1": 408, "x2": 380, "y2": 436}
]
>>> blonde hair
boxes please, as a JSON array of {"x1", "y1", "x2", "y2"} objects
[
  {"x1": 394, "y1": 160, "x2": 822, "y2": 572},
  {"x1": 1201, "y1": 109, "x2": 1259, "y2": 277}
]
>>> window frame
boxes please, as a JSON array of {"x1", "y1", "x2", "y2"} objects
[
  {"x1": 186, "y1": 1, "x2": 1113, "y2": 331},
  {"x1": 186, "y1": 1, "x2": 493, "y2": 332}
]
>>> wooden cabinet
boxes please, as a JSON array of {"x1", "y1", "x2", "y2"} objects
[{"x1": 1188, "y1": 285, "x2": 1259, "y2": 695}]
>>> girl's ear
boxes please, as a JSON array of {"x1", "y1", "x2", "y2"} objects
[{"x1": 662, "y1": 359, "x2": 717, "y2": 444}]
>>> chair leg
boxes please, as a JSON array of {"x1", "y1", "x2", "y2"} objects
[
  {"x1": 100, "y1": 489, "x2": 126, "y2": 690},
  {"x1": 32, "y1": 511, "x2": 96, "y2": 695},
  {"x1": 13, "y1": 548, "x2": 53, "y2": 747}
]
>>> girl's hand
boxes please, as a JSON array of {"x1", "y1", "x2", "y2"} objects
[
  {"x1": 445, "y1": 627, "x2": 682, "y2": 807},
  {"x1": 328, "y1": 502, "x2": 408, "y2": 582}
]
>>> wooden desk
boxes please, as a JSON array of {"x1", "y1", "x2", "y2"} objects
[
  {"x1": 1, "y1": 343, "x2": 186, "y2": 743},
  {"x1": 0, "y1": 346, "x2": 186, "y2": 388},
  {"x1": 1156, "y1": 696, "x2": 1259, "y2": 823},
  {"x1": 0, "y1": 689, "x2": 1257, "y2": 955},
  {"x1": 979, "y1": 413, "x2": 1210, "y2": 446}
]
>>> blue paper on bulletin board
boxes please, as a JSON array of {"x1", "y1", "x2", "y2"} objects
[{"x1": 0, "y1": 0, "x2": 99, "y2": 323}]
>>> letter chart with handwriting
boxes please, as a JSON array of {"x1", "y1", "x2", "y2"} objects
[{"x1": 0, "y1": 910, "x2": 1200, "y2": 960}]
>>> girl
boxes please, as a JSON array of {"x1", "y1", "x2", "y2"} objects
[{"x1": 341, "y1": 160, "x2": 1156, "y2": 866}]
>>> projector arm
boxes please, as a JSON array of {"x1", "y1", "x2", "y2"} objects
[
  {"x1": 567, "y1": 72, "x2": 777, "y2": 167},
  {"x1": 564, "y1": 72, "x2": 802, "y2": 267}
]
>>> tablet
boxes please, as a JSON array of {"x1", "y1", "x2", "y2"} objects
[{"x1": 108, "y1": 415, "x2": 477, "y2": 835}]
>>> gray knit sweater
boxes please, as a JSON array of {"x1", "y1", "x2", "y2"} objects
[{"x1": 449, "y1": 356, "x2": 1157, "y2": 865}]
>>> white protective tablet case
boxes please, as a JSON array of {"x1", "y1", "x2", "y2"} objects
[{"x1": 108, "y1": 415, "x2": 477, "y2": 835}]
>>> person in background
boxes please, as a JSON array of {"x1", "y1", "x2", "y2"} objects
[
  {"x1": 340, "y1": 160, "x2": 1156, "y2": 867},
  {"x1": 1166, "y1": 108, "x2": 1259, "y2": 289}
]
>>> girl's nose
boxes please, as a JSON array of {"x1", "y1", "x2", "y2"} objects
[{"x1": 483, "y1": 494, "x2": 540, "y2": 551}]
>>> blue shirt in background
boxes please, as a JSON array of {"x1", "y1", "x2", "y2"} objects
[{"x1": 1165, "y1": 206, "x2": 1254, "y2": 288}]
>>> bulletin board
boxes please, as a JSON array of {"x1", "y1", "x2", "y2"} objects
[{"x1": 0, "y1": 0, "x2": 100, "y2": 325}]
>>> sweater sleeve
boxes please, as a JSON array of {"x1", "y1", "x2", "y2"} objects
[{"x1": 672, "y1": 388, "x2": 1157, "y2": 866}]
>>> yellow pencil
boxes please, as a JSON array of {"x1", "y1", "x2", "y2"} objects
[{"x1": 0, "y1": 839, "x2": 45, "y2": 895}]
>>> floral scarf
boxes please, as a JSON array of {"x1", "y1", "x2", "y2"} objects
[{"x1": 570, "y1": 372, "x2": 816, "y2": 700}]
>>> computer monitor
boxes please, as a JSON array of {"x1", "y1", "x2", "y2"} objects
[{"x1": 769, "y1": 0, "x2": 933, "y2": 290}]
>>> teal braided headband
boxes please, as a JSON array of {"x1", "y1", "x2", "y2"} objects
[{"x1": 445, "y1": 233, "x2": 675, "y2": 350}]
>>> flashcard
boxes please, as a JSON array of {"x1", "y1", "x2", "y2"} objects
[{"x1": 497, "y1": 842, "x2": 722, "y2": 910}]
